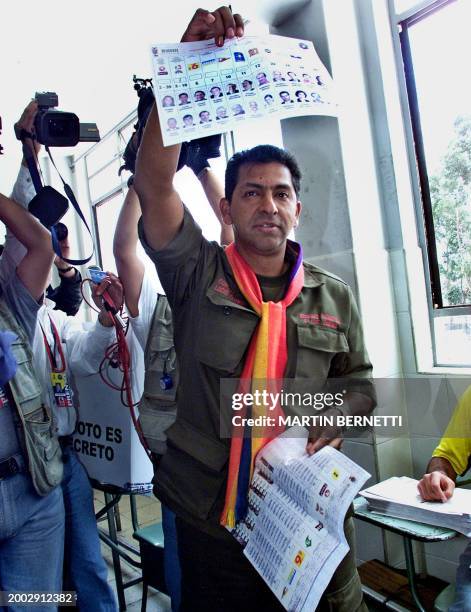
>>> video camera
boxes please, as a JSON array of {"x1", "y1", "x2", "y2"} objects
[{"x1": 26, "y1": 92, "x2": 100, "y2": 147}]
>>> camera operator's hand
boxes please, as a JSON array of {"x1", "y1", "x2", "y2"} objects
[
  {"x1": 54, "y1": 238, "x2": 77, "y2": 279},
  {"x1": 181, "y1": 6, "x2": 244, "y2": 47},
  {"x1": 92, "y1": 273, "x2": 124, "y2": 327},
  {"x1": 15, "y1": 100, "x2": 41, "y2": 164}
]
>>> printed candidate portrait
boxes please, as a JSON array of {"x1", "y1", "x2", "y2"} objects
[
  {"x1": 162, "y1": 95, "x2": 175, "y2": 108},
  {"x1": 199, "y1": 109, "x2": 212, "y2": 124},
  {"x1": 178, "y1": 92, "x2": 190, "y2": 105},
  {"x1": 210, "y1": 85, "x2": 223, "y2": 99}
]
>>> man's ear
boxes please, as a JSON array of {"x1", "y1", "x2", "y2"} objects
[
  {"x1": 294, "y1": 200, "x2": 302, "y2": 228},
  {"x1": 220, "y1": 197, "x2": 233, "y2": 225}
]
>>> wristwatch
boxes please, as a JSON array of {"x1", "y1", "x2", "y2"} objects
[{"x1": 58, "y1": 265, "x2": 74, "y2": 274}]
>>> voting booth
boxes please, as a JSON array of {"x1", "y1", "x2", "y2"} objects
[{"x1": 72, "y1": 343, "x2": 153, "y2": 493}]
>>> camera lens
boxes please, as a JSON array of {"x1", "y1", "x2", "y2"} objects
[
  {"x1": 49, "y1": 116, "x2": 73, "y2": 138},
  {"x1": 42, "y1": 111, "x2": 80, "y2": 146}
]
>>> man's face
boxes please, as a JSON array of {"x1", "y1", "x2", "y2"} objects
[
  {"x1": 179, "y1": 94, "x2": 189, "y2": 104},
  {"x1": 167, "y1": 118, "x2": 177, "y2": 129},
  {"x1": 280, "y1": 92, "x2": 290, "y2": 102},
  {"x1": 183, "y1": 115, "x2": 194, "y2": 126},
  {"x1": 265, "y1": 96, "x2": 274, "y2": 105},
  {"x1": 217, "y1": 107, "x2": 227, "y2": 118},
  {"x1": 195, "y1": 91, "x2": 205, "y2": 101},
  {"x1": 221, "y1": 162, "x2": 301, "y2": 256},
  {"x1": 200, "y1": 111, "x2": 210, "y2": 123},
  {"x1": 211, "y1": 87, "x2": 221, "y2": 96}
]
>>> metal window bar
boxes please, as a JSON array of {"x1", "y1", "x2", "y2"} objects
[{"x1": 399, "y1": 22, "x2": 443, "y2": 308}]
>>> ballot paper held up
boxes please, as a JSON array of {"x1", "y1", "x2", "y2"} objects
[
  {"x1": 150, "y1": 35, "x2": 338, "y2": 146},
  {"x1": 360, "y1": 476, "x2": 471, "y2": 536},
  {"x1": 229, "y1": 427, "x2": 370, "y2": 611}
]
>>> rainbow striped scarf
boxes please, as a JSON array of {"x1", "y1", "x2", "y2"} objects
[{"x1": 221, "y1": 241, "x2": 304, "y2": 528}]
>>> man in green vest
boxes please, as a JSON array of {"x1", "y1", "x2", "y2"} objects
[{"x1": 134, "y1": 7, "x2": 375, "y2": 611}]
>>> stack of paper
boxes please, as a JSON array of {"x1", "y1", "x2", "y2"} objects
[{"x1": 360, "y1": 476, "x2": 471, "y2": 536}]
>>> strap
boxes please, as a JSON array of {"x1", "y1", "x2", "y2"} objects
[
  {"x1": 39, "y1": 314, "x2": 66, "y2": 373},
  {"x1": 21, "y1": 135, "x2": 94, "y2": 265},
  {"x1": 45, "y1": 147, "x2": 94, "y2": 265},
  {"x1": 21, "y1": 141, "x2": 43, "y2": 193}
]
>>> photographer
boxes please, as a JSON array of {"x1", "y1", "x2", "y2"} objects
[
  {"x1": 0, "y1": 188, "x2": 64, "y2": 608},
  {"x1": 0, "y1": 100, "x2": 119, "y2": 611}
]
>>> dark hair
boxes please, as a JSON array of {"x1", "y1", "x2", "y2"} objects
[
  {"x1": 183, "y1": 114, "x2": 193, "y2": 121},
  {"x1": 225, "y1": 145, "x2": 302, "y2": 202}
]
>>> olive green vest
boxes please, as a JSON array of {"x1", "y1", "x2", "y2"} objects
[
  {"x1": 139, "y1": 294, "x2": 178, "y2": 455},
  {"x1": 0, "y1": 298, "x2": 63, "y2": 495}
]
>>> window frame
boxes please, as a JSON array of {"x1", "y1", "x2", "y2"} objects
[{"x1": 397, "y1": 0, "x2": 468, "y2": 315}]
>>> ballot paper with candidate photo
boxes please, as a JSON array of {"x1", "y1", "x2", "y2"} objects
[
  {"x1": 150, "y1": 35, "x2": 338, "y2": 146},
  {"x1": 229, "y1": 428, "x2": 369, "y2": 611}
]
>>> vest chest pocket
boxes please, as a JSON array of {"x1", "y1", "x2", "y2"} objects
[
  {"x1": 195, "y1": 299, "x2": 259, "y2": 374},
  {"x1": 295, "y1": 324, "x2": 349, "y2": 379}
]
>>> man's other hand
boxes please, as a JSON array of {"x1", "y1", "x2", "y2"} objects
[
  {"x1": 182, "y1": 6, "x2": 244, "y2": 47},
  {"x1": 306, "y1": 408, "x2": 343, "y2": 455},
  {"x1": 417, "y1": 471, "x2": 455, "y2": 503}
]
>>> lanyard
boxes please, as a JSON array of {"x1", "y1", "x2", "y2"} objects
[{"x1": 40, "y1": 315, "x2": 66, "y2": 373}]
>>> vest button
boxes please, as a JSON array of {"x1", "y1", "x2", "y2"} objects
[{"x1": 223, "y1": 306, "x2": 232, "y2": 316}]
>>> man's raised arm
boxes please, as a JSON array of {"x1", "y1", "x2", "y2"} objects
[
  {"x1": 0, "y1": 192, "x2": 53, "y2": 300},
  {"x1": 113, "y1": 185, "x2": 145, "y2": 317},
  {"x1": 133, "y1": 6, "x2": 244, "y2": 251}
]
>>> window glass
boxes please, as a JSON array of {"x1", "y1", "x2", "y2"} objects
[
  {"x1": 394, "y1": 0, "x2": 425, "y2": 14},
  {"x1": 434, "y1": 315, "x2": 471, "y2": 366}
]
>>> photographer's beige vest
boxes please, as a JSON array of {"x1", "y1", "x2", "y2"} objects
[
  {"x1": 0, "y1": 297, "x2": 63, "y2": 495},
  {"x1": 139, "y1": 294, "x2": 178, "y2": 456}
]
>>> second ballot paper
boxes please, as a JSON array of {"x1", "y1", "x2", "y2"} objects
[
  {"x1": 150, "y1": 34, "x2": 338, "y2": 146},
  {"x1": 228, "y1": 427, "x2": 370, "y2": 612}
]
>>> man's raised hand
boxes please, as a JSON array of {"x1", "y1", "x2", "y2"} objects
[
  {"x1": 15, "y1": 100, "x2": 41, "y2": 160},
  {"x1": 182, "y1": 7, "x2": 244, "y2": 47}
]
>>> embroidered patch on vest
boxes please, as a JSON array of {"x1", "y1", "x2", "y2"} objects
[
  {"x1": 299, "y1": 313, "x2": 341, "y2": 329},
  {"x1": 212, "y1": 278, "x2": 246, "y2": 306}
]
